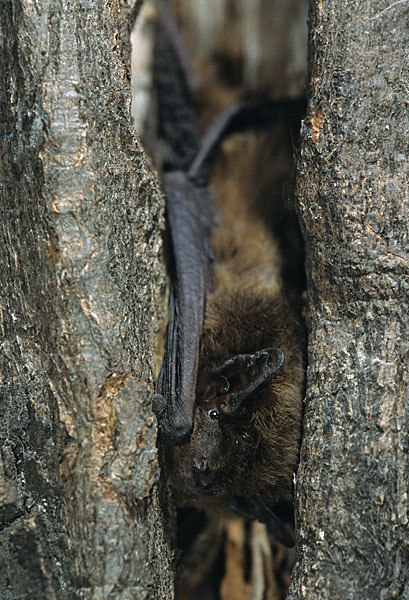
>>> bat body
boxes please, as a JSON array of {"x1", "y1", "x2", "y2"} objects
[
  {"x1": 161, "y1": 132, "x2": 304, "y2": 547},
  {"x1": 154, "y1": 6, "x2": 305, "y2": 547}
]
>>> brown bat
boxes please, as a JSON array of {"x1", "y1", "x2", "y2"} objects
[
  {"x1": 161, "y1": 132, "x2": 304, "y2": 547},
  {"x1": 154, "y1": 7, "x2": 305, "y2": 548}
]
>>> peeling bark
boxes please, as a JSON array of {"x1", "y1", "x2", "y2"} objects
[
  {"x1": 0, "y1": 1, "x2": 173, "y2": 598},
  {"x1": 289, "y1": 1, "x2": 409, "y2": 598}
]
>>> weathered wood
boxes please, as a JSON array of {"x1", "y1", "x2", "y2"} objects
[
  {"x1": 0, "y1": 1, "x2": 173, "y2": 598},
  {"x1": 289, "y1": 1, "x2": 409, "y2": 598}
]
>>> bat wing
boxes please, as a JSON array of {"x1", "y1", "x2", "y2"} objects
[
  {"x1": 156, "y1": 171, "x2": 215, "y2": 443},
  {"x1": 154, "y1": 11, "x2": 216, "y2": 445}
]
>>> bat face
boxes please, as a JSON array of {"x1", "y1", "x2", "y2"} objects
[
  {"x1": 189, "y1": 405, "x2": 226, "y2": 495},
  {"x1": 189, "y1": 403, "x2": 261, "y2": 498},
  {"x1": 190, "y1": 347, "x2": 285, "y2": 495}
]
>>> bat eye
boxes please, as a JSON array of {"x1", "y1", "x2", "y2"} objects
[{"x1": 208, "y1": 409, "x2": 220, "y2": 420}]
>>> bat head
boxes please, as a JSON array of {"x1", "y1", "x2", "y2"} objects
[{"x1": 190, "y1": 347, "x2": 284, "y2": 495}]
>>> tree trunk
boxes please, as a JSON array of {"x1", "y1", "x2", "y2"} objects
[
  {"x1": 289, "y1": 1, "x2": 409, "y2": 598},
  {"x1": 0, "y1": 1, "x2": 174, "y2": 598}
]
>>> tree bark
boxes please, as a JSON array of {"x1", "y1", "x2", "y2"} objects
[
  {"x1": 289, "y1": 1, "x2": 409, "y2": 598},
  {"x1": 0, "y1": 1, "x2": 173, "y2": 598}
]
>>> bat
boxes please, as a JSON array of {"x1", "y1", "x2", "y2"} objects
[{"x1": 154, "y1": 6, "x2": 305, "y2": 548}]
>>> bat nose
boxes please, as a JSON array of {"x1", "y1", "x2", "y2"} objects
[
  {"x1": 192, "y1": 461, "x2": 220, "y2": 494},
  {"x1": 193, "y1": 457, "x2": 208, "y2": 472}
]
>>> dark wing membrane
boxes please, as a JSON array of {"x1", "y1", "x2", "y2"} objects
[
  {"x1": 154, "y1": 12, "x2": 200, "y2": 173},
  {"x1": 154, "y1": 6, "x2": 216, "y2": 444},
  {"x1": 157, "y1": 171, "x2": 215, "y2": 443}
]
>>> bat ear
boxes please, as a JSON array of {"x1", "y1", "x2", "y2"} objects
[{"x1": 214, "y1": 347, "x2": 284, "y2": 414}]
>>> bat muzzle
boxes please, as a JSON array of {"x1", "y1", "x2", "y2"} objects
[{"x1": 192, "y1": 459, "x2": 222, "y2": 495}]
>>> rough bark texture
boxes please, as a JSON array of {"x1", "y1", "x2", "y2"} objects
[
  {"x1": 289, "y1": 1, "x2": 409, "y2": 598},
  {"x1": 0, "y1": 1, "x2": 173, "y2": 598}
]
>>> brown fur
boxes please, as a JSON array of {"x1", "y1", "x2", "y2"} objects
[{"x1": 167, "y1": 132, "x2": 304, "y2": 520}]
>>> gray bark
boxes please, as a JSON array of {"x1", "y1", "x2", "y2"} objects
[
  {"x1": 289, "y1": 1, "x2": 409, "y2": 598},
  {"x1": 0, "y1": 1, "x2": 173, "y2": 599}
]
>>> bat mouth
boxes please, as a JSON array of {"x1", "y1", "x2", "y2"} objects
[{"x1": 193, "y1": 473, "x2": 221, "y2": 496}]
